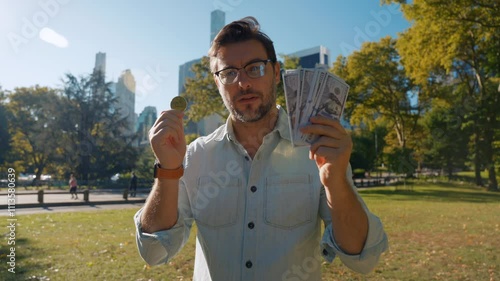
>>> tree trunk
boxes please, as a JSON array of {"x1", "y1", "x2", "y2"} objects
[
  {"x1": 475, "y1": 70, "x2": 498, "y2": 191},
  {"x1": 484, "y1": 126, "x2": 498, "y2": 191},
  {"x1": 487, "y1": 165, "x2": 498, "y2": 191},
  {"x1": 446, "y1": 160, "x2": 453, "y2": 181},
  {"x1": 35, "y1": 168, "x2": 43, "y2": 181},
  {"x1": 473, "y1": 124, "x2": 484, "y2": 186}
]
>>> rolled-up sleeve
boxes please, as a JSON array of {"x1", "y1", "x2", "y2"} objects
[
  {"x1": 319, "y1": 164, "x2": 389, "y2": 274},
  {"x1": 134, "y1": 174, "x2": 194, "y2": 266},
  {"x1": 320, "y1": 211, "x2": 388, "y2": 274},
  {"x1": 134, "y1": 208, "x2": 192, "y2": 266}
]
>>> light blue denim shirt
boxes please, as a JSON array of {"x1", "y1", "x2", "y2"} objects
[{"x1": 134, "y1": 106, "x2": 388, "y2": 281}]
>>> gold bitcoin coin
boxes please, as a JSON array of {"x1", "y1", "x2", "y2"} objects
[{"x1": 170, "y1": 96, "x2": 187, "y2": 111}]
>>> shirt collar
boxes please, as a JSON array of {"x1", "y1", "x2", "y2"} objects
[{"x1": 214, "y1": 105, "x2": 291, "y2": 142}]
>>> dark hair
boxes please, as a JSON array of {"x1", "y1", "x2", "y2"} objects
[{"x1": 208, "y1": 16, "x2": 277, "y2": 72}]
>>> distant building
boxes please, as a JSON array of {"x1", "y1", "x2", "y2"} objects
[
  {"x1": 178, "y1": 58, "x2": 202, "y2": 95},
  {"x1": 94, "y1": 52, "x2": 106, "y2": 76},
  {"x1": 210, "y1": 10, "x2": 225, "y2": 44},
  {"x1": 178, "y1": 10, "x2": 226, "y2": 136},
  {"x1": 136, "y1": 106, "x2": 157, "y2": 146},
  {"x1": 115, "y1": 69, "x2": 136, "y2": 136},
  {"x1": 288, "y1": 46, "x2": 330, "y2": 68},
  {"x1": 91, "y1": 52, "x2": 140, "y2": 141}
]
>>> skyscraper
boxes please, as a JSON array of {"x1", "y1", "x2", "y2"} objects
[
  {"x1": 115, "y1": 69, "x2": 136, "y2": 136},
  {"x1": 136, "y1": 106, "x2": 157, "y2": 146},
  {"x1": 210, "y1": 10, "x2": 225, "y2": 44},
  {"x1": 179, "y1": 9, "x2": 226, "y2": 96},
  {"x1": 178, "y1": 10, "x2": 226, "y2": 136},
  {"x1": 178, "y1": 58, "x2": 202, "y2": 95},
  {"x1": 94, "y1": 52, "x2": 106, "y2": 76}
]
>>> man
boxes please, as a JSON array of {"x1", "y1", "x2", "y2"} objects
[
  {"x1": 129, "y1": 172, "x2": 138, "y2": 197},
  {"x1": 69, "y1": 174, "x2": 78, "y2": 200},
  {"x1": 134, "y1": 17, "x2": 388, "y2": 281}
]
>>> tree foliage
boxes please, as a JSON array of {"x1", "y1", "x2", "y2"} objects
[
  {"x1": 5, "y1": 86, "x2": 62, "y2": 180},
  {"x1": 333, "y1": 37, "x2": 423, "y2": 153},
  {"x1": 133, "y1": 145, "x2": 155, "y2": 180},
  {"x1": 0, "y1": 87, "x2": 11, "y2": 166},
  {"x1": 350, "y1": 125, "x2": 388, "y2": 173},
  {"x1": 58, "y1": 72, "x2": 139, "y2": 182},
  {"x1": 421, "y1": 98, "x2": 470, "y2": 177},
  {"x1": 182, "y1": 56, "x2": 228, "y2": 123},
  {"x1": 383, "y1": 0, "x2": 499, "y2": 190},
  {"x1": 1, "y1": 74, "x2": 140, "y2": 182}
]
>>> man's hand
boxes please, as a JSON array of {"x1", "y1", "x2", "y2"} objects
[
  {"x1": 300, "y1": 115, "x2": 352, "y2": 185},
  {"x1": 149, "y1": 110, "x2": 186, "y2": 169},
  {"x1": 301, "y1": 115, "x2": 367, "y2": 255}
]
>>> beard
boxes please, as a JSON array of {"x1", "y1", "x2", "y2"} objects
[{"x1": 225, "y1": 81, "x2": 277, "y2": 123}]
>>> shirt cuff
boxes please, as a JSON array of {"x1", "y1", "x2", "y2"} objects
[
  {"x1": 320, "y1": 211, "x2": 388, "y2": 274},
  {"x1": 134, "y1": 208, "x2": 189, "y2": 266}
]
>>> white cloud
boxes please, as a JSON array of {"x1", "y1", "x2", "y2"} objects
[{"x1": 39, "y1": 27, "x2": 69, "y2": 48}]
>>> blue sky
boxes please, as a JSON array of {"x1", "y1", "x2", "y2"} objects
[{"x1": 1, "y1": 0, "x2": 410, "y2": 114}]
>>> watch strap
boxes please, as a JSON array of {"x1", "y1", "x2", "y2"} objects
[{"x1": 154, "y1": 163, "x2": 184, "y2": 179}]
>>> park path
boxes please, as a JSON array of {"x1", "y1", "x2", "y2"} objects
[{"x1": 0, "y1": 189, "x2": 147, "y2": 215}]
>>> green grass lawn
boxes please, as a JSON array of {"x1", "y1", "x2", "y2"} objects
[
  {"x1": 1, "y1": 181, "x2": 499, "y2": 281},
  {"x1": 455, "y1": 170, "x2": 500, "y2": 182}
]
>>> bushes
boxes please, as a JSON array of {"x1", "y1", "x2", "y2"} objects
[{"x1": 353, "y1": 168, "x2": 366, "y2": 178}]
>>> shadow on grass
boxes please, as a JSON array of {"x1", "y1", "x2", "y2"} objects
[
  {"x1": 0, "y1": 237, "x2": 48, "y2": 281},
  {"x1": 360, "y1": 182, "x2": 500, "y2": 203}
]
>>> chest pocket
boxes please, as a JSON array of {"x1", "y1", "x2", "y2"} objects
[
  {"x1": 264, "y1": 174, "x2": 313, "y2": 229},
  {"x1": 193, "y1": 176, "x2": 241, "y2": 228}
]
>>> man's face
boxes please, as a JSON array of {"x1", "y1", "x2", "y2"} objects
[{"x1": 213, "y1": 39, "x2": 280, "y2": 123}]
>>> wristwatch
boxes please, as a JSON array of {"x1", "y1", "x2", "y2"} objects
[{"x1": 153, "y1": 163, "x2": 184, "y2": 179}]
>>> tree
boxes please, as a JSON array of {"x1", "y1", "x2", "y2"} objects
[
  {"x1": 349, "y1": 125, "x2": 387, "y2": 174},
  {"x1": 333, "y1": 37, "x2": 424, "y2": 175},
  {"x1": 133, "y1": 145, "x2": 155, "y2": 180},
  {"x1": 421, "y1": 98, "x2": 470, "y2": 177},
  {"x1": 0, "y1": 86, "x2": 11, "y2": 166},
  {"x1": 58, "y1": 72, "x2": 138, "y2": 182},
  {"x1": 182, "y1": 56, "x2": 228, "y2": 123},
  {"x1": 383, "y1": 0, "x2": 499, "y2": 190},
  {"x1": 5, "y1": 86, "x2": 62, "y2": 180}
]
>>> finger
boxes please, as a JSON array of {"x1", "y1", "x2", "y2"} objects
[
  {"x1": 150, "y1": 114, "x2": 184, "y2": 142},
  {"x1": 153, "y1": 109, "x2": 184, "y2": 127},
  {"x1": 163, "y1": 113, "x2": 185, "y2": 133},
  {"x1": 150, "y1": 123, "x2": 180, "y2": 143},
  {"x1": 309, "y1": 136, "x2": 343, "y2": 159},
  {"x1": 150, "y1": 112, "x2": 184, "y2": 136},
  {"x1": 309, "y1": 116, "x2": 346, "y2": 133},
  {"x1": 150, "y1": 123, "x2": 183, "y2": 144},
  {"x1": 300, "y1": 124, "x2": 346, "y2": 140}
]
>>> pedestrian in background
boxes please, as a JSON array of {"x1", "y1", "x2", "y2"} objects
[
  {"x1": 69, "y1": 174, "x2": 78, "y2": 199},
  {"x1": 129, "y1": 172, "x2": 138, "y2": 197}
]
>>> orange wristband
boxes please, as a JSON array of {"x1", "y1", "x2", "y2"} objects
[{"x1": 154, "y1": 163, "x2": 184, "y2": 179}]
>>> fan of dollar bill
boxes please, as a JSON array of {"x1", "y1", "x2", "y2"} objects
[{"x1": 282, "y1": 68, "x2": 350, "y2": 147}]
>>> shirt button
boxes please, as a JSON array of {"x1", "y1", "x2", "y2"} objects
[
  {"x1": 248, "y1": 222, "x2": 254, "y2": 229},
  {"x1": 244, "y1": 156, "x2": 250, "y2": 161},
  {"x1": 245, "y1": 260, "x2": 253, "y2": 268},
  {"x1": 250, "y1": 186, "x2": 257, "y2": 192},
  {"x1": 322, "y1": 249, "x2": 329, "y2": 256}
]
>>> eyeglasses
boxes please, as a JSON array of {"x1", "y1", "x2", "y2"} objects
[{"x1": 214, "y1": 59, "x2": 274, "y2": 85}]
